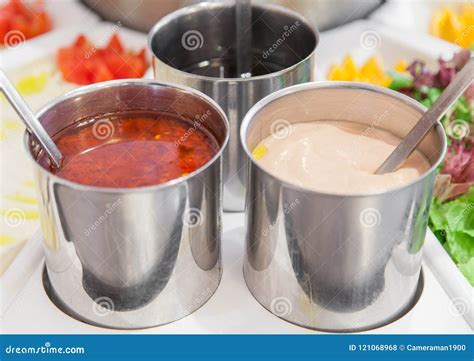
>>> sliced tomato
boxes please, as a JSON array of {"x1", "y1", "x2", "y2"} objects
[
  {"x1": 56, "y1": 33, "x2": 148, "y2": 85},
  {"x1": 0, "y1": 0, "x2": 52, "y2": 45},
  {"x1": 106, "y1": 34, "x2": 124, "y2": 53}
]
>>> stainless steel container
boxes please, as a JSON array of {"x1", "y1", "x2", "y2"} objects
[
  {"x1": 26, "y1": 80, "x2": 229, "y2": 329},
  {"x1": 83, "y1": 0, "x2": 382, "y2": 32},
  {"x1": 241, "y1": 82, "x2": 446, "y2": 332},
  {"x1": 149, "y1": 2, "x2": 318, "y2": 211}
]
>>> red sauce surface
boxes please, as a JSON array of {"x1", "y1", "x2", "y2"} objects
[{"x1": 41, "y1": 111, "x2": 219, "y2": 188}]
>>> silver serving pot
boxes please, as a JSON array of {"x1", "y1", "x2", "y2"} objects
[
  {"x1": 241, "y1": 82, "x2": 446, "y2": 332},
  {"x1": 26, "y1": 80, "x2": 229, "y2": 329},
  {"x1": 82, "y1": 0, "x2": 382, "y2": 32},
  {"x1": 149, "y1": 2, "x2": 318, "y2": 211}
]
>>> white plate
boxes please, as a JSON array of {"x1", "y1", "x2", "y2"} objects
[
  {"x1": 1, "y1": 22, "x2": 149, "y2": 70},
  {"x1": 315, "y1": 19, "x2": 461, "y2": 80},
  {"x1": 370, "y1": 0, "x2": 471, "y2": 45}
]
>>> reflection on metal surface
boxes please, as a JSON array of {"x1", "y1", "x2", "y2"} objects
[
  {"x1": 82, "y1": 0, "x2": 382, "y2": 33},
  {"x1": 27, "y1": 80, "x2": 229, "y2": 329},
  {"x1": 149, "y1": 2, "x2": 318, "y2": 211},
  {"x1": 241, "y1": 82, "x2": 446, "y2": 331}
]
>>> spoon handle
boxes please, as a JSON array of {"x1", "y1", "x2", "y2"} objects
[
  {"x1": 0, "y1": 69, "x2": 62, "y2": 168},
  {"x1": 376, "y1": 57, "x2": 473, "y2": 174},
  {"x1": 236, "y1": 0, "x2": 252, "y2": 77}
]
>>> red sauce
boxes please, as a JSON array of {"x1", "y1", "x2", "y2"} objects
[{"x1": 40, "y1": 111, "x2": 219, "y2": 188}]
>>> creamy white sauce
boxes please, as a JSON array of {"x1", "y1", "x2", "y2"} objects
[{"x1": 254, "y1": 120, "x2": 431, "y2": 194}]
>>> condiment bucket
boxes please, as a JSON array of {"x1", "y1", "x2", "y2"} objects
[
  {"x1": 241, "y1": 82, "x2": 446, "y2": 332},
  {"x1": 25, "y1": 80, "x2": 229, "y2": 329},
  {"x1": 148, "y1": 2, "x2": 318, "y2": 211}
]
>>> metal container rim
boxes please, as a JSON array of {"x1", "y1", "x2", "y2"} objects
[
  {"x1": 147, "y1": 1, "x2": 319, "y2": 83},
  {"x1": 24, "y1": 78, "x2": 230, "y2": 194},
  {"x1": 240, "y1": 81, "x2": 448, "y2": 198}
]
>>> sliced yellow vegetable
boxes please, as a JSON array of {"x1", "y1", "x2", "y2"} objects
[
  {"x1": 328, "y1": 55, "x2": 393, "y2": 87},
  {"x1": 341, "y1": 55, "x2": 358, "y2": 80},
  {"x1": 0, "y1": 208, "x2": 39, "y2": 220},
  {"x1": 327, "y1": 65, "x2": 346, "y2": 81},
  {"x1": 394, "y1": 60, "x2": 408, "y2": 73},
  {"x1": 0, "y1": 234, "x2": 16, "y2": 245},
  {"x1": 360, "y1": 56, "x2": 382, "y2": 76},
  {"x1": 16, "y1": 72, "x2": 49, "y2": 95},
  {"x1": 252, "y1": 144, "x2": 268, "y2": 160},
  {"x1": 430, "y1": 6, "x2": 474, "y2": 48},
  {"x1": 4, "y1": 194, "x2": 38, "y2": 205},
  {"x1": 2, "y1": 119, "x2": 23, "y2": 131}
]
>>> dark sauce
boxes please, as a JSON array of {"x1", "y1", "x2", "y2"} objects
[{"x1": 39, "y1": 111, "x2": 219, "y2": 188}]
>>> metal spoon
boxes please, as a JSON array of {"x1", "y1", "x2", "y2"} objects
[
  {"x1": 0, "y1": 68, "x2": 62, "y2": 168},
  {"x1": 376, "y1": 57, "x2": 473, "y2": 174},
  {"x1": 236, "y1": 0, "x2": 252, "y2": 77}
]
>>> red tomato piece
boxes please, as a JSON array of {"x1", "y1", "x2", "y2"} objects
[
  {"x1": 0, "y1": 0, "x2": 52, "y2": 45},
  {"x1": 56, "y1": 33, "x2": 148, "y2": 85}
]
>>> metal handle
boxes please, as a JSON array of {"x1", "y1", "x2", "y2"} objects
[
  {"x1": 235, "y1": 0, "x2": 252, "y2": 77},
  {"x1": 376, "y1": 57, "x2": 473, "y2": 174},
  {"x1": 0, "y1": 68, "x2": 62, "y2": 168}
]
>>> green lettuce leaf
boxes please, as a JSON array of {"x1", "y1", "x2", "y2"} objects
[
  {"x1": 429, "y1": 187, "x2": 474, "y2": 284},
  {"x1": 459, "y1": 258, "x2": 474, "y2": 286}
]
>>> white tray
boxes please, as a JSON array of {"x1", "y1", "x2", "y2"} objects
[
  {"x1": 1, "y1": 22, "x2": 149, "y2": 70},
  {"x1": 0, "y1": 212, "x2": 471, "y2": 334},
  {"x1": 370, "y1": 0, "x2": 471, "y2": 46},
  {"x1": 0, "y1": 18, "x2": 471, "y2": 333},
  {"x1": 424, "y1": 231, "x2": 474, "y2": 328}
]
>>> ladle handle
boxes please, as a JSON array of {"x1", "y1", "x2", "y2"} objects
[
  {"x1": 0, "y1": 69, "x2": 62, "y2": 168},
  {"x1": 236, "y1": 0, "x2": 252, "y2": 76},
  {"x1": 376, "y1": 57, "x2": 474, "y2": 174}
]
